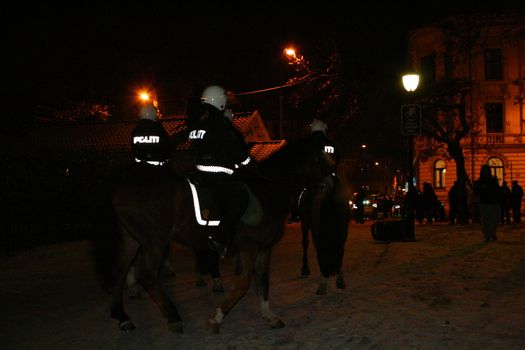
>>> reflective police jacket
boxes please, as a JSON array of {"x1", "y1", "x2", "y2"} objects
[
  {"x1": 131, "y1": 119, "x2": 171, "y2": 165},
  {"x1": 188, "y1": 106, "x2": 251, "y2": 176},
  {"x1": 310, "y1": 130, "x2": 340, "y2": 177}
]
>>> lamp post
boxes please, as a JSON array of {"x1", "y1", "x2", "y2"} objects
[
  {"x1": 401, "y1": 73, "x2": 420, "y2": 242},
  {"x1": 279, "y1": 48, "x2": 298, "y2": 139}
]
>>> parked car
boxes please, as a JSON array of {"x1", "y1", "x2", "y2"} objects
[{"x1": 349, "y1": 193, "x2": 384, "y2": 221}]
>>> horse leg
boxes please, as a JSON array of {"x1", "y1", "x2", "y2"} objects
[
  {"x1": 208, "y1": 250, "x2": 255, "y2": 333},
  {"x1": 209, "y1": 252, "x2": 224, "y2": 294},
  {"x1": 125, "y1": 265, "x2": 142, "y2": 299},
  {"x1": 160, "y1": 243, "x2": 175, "y2": 277},
  {"x1": 312, "y1": 226, "x2": 329, "y2": 296},
  {"x1": 110, "y1": 233, "x2": 140, "y2": 332},
  {"x1": 194, "y1": 250, "x2": 207, "y2": 287},
  {"x1": 254, "y1": 249, "x2": 285, "y2": 329},
  {"x1": 300, "y1": 221, "x2": 310, "y2": 277},
  {"x1": 194, "y1": 249, "x2": 224, "y2": 292},
  {"x1": 316, "y1": 275, "x2": 328, "y2": 295},
  {"x1": 136, "y1": 243, "x2": 184, "y2": 333},
  {"x1": 233, "y1": 253, "x2": 242, "y2": 275}
]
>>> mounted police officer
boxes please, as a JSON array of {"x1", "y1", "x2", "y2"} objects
[
  {"x1": 305, "y1": 118, "x2": 342, "y2": 232},
  {"x1": 290, "y1": 119, "x2": 341, "y2": 224},
  {"x1": 131, "y1": 103, "x2": 171, "y2": 173},
  {"x1": 188, "y1": 85, "x2": 251, "y2": 256}
]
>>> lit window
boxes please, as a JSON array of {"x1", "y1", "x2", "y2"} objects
[
  {"x1": 434, "y1": 160, "x2": 446, "y2": 189},
  {"x1": 487, "y1": 157, "x2": 504, "y2": 185}
]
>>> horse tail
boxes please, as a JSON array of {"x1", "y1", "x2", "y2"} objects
[{"x1": 317, "y1": 186, "x2": 349, "y2": 277}]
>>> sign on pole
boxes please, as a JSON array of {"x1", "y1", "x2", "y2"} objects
[{"x1": 401, "y1": 104, "x2": 422, "y2": 135}]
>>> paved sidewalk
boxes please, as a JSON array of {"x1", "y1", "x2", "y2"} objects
[{"x1": 1, "y1": 222, "x2": 524, "y2": 349}]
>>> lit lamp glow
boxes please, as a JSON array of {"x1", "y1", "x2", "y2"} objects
[
  {"x1": 284, "y1": 48, "x2": 296, "y2": 59},
  {"x1": 402, "y1": 74, "x2": 420, "y2": 92},
  {"x1": 138, "y1": 91, "x2": 151, "y2": 102}
]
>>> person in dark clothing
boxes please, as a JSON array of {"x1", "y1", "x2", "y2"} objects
[
  {"x1": 382, "y1": 196, "x2": 394, "y2": 218},
  {"x1": 499, "y1": 181, "x2": 512, "y2": 224},
  {"x1": 414, "y1": 188, "x2": 424, "y2": 224},
  {"x1": 473, "y1": 164, "x2": 500, "y2": 242},
  {"x1": 354, "y1": 186, "x2": 367, "y2": 224},
  {"x1": 188, "y1": 85, "x2": 251, "y2": 257},
  {"x1": 511, "y1": 180, "x2": 524, "y2": 223},
  {"x1": 448, "y1": 181, "x2": 459, "y2": 225},
  {"x1": 131, "y1": 103, "x2": 171, "y2": 172},
  {"x1": 421, "y1": 182, "x2": 437, "y2": 224}
]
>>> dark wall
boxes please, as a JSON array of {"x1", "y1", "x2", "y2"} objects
[{"x1": 2, "y1": 144, "x2": 122, "y2": 254}]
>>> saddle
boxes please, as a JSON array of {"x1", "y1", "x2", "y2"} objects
[{"x1": 186, "y1": 178, "x2": 263, "y2": 227}]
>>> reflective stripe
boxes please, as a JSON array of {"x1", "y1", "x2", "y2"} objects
[
  {"x1": 196, "y1": 164, "x2": 234, "y2": 175},
  {"x1": 133, "y1": 136, "x2": 160, "y2": 144},
  {"x1": 134, "y1": 158, "x2": 165, "y2": 166},
  {"x1": 297, "y1": 188, "x2": 306, "y2": 206},
  {"x1": 234, "y1": 156, "x2": 251, "y2": 169},
  {"x1": 188, "y1": 129, "x2": 206, "y2": 140},
  {"x1": 187, "y1": 179, "x2": 220, "y2": 226},
  {"x1": 324, "y1": 145, "x2": 334, "y2": 154}
]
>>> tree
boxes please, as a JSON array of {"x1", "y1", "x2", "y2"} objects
[{"x1": 37, "y1": 101, "x2": 112, "y2": 124}]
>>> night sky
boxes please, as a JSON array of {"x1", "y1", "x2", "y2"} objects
[{"x1": 7, "y1": 1, "x2": 523, "y2": 153}]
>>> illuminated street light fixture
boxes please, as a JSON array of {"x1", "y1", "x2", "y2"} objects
[
  {"x1": 138, "y1": 90, "x2": 151, "y2": 103},
  {"x1": 284, "y1": 47, "x2": 297, "y2": 60},
  {"x1": 283, "y1": 46, "x2": 311, "y2": 74},
  {"x1": 401, "y1": 73, "x2": 420, "y2": 242},
  {"x1": 402, "y1": 74, "x2": 420, "y2": 92}
]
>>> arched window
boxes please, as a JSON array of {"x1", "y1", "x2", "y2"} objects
[
  {"x1": 487, "y1": 157, "x2": 504, "y2": 185},
  {"x1": 433, "y1": 160, "x2": 446, "y2": 189}
]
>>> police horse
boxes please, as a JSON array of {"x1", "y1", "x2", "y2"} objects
[
  {"x1": 109, "y1": 137, "x2": 327, "y2": 333},
  {"x1": 298, "y1": 179, "x2": 350, "y2": 294}
]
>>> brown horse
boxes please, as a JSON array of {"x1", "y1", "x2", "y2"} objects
[
  {"x1": 109, "y1": 137, "x2": 326, "y2": 333},
  {"x1": 298, "y1": 179, "x2": 350, "y2": 294}
]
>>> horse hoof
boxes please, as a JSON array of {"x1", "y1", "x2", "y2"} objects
[
  {"x1": 316, "y1": 283, "x2": 327, "y2": 295},
  {"x1": 336, "y1": 277, "x2": 346, "y2": 290},
  {"x1": 207, "y1": 319, "x2": 221, "y2": 334},
  {"x1": 269, "y1": 319, "x2": 285, "y2": 329},
  {"x1": 119, "y1": 320, "x2": 136, "y2": 332},
  {"x1": 168, "y1": 321, "x2": 184, "y2": 333}
]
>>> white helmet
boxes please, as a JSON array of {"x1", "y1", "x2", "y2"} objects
[
  {"x1": 201, "y1": 85, "x2": 227, "y2": 111},
  {"x1": 310, "y1": 118, "x2": 328, "y2": 134},
  {"x1": 139, "y1": 104, "x2": 158, "y2": 121}
]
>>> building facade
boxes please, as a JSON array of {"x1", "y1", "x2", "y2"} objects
[{"x1": 407, "y1": 12, "x2": 525, "y2": 211}]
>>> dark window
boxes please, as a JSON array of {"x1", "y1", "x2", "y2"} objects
[
  {"x1": 420, "y1": 54, "x2": 436, "y2": 87},
  {"x1": 485, "y1": 103, "x2": 504, "y2": 133},
  {"x1": 484, "y1": 48, "x2": 502, "y2": 80}
]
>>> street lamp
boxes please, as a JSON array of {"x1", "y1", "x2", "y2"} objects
[
  {"x1": 279, "y1": 46, "x2": 303, "y2": 139},
  {"x1": 401, "y1": 73, "x2": 420, "y2": 242}
]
